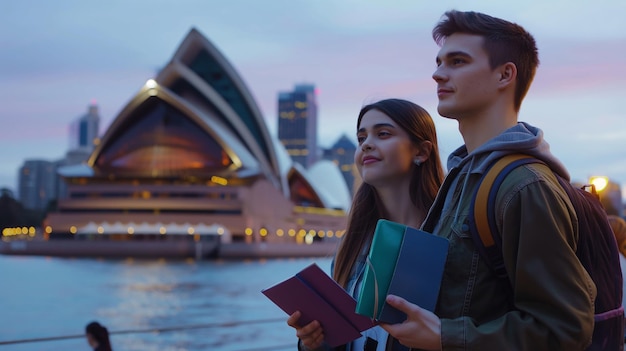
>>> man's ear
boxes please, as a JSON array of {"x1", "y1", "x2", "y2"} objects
[{"x1": 498, "y1": 62, "x2": 517, "y2": 88}]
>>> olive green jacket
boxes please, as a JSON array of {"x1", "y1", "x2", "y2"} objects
[{"x1": 423, "y1": 123, "x2": 596, "y2": 350}]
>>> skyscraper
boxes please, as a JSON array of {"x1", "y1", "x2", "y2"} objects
[
  {"x1": 18, "y1": 160, "x2": 57, "y2": 210},
  {"x1": 69, "y1": 101, "x2": 100, "y2": 153},
  {"x1": 278, "y1": 84, "x2": 318, "y2": 168},
  {"x1": 57, "y1": 102, "x2": 102, "y2": 199}
]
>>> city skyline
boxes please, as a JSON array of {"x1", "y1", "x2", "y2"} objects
[{"x1": 1, "y1": 1, "x2": 625, "y2": 200}]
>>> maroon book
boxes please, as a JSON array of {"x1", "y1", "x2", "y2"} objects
[{"x1": 262, "y1": 263, "x2": 375, "y2": 347}]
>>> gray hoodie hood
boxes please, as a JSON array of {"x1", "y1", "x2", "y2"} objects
[{"x1": 447, "y1": 121, "x2": 570, "y2": 181}]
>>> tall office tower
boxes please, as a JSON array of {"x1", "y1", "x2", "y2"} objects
[
  {"x1": 18, "y1": 160, "x2": 57, "y2": 210},
  {"x1": 69, "y1": 101, "x2": 100, "y2": 153},
  {"x1": 277, "y1": 84, "x2": 318, "y2": 168},
  {"x1": 57, "y1": 102, "x2": 101, "y2": 200},
  {"x1": 323, "y1": 134, "x2": 357, "y2": 196}
]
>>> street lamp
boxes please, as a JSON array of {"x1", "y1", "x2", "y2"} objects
[
  {"x1": 589, "y1": 176, "x2": 622, "y2": 216},
  {"x1": 589, "y1": 176, "x2": 609, "y2": 193}
]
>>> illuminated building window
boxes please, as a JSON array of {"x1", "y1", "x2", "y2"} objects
[{"x1": 95, "y1": 97, "x2": 232, "y2": 176}]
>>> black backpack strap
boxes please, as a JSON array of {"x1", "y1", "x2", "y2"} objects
[{"x1": 468, "y1": 154, "x2": 543, "y2": 279}]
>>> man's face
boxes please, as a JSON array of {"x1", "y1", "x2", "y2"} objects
[{"x1": 432, "y1": 33, "x2": 501, "y2": 120}]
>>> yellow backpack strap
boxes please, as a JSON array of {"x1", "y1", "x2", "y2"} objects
[{"x1": 470, "y1": 153, "x2": 540, "y2": 278}]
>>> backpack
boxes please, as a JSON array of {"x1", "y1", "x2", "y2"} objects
[{"x1": 469, "y1": 153, "x2": 624, "y2": 351}]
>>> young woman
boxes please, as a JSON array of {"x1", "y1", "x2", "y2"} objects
[
  {"x1": 85, "y1": 321, "x2": 113, "y2": 351},
  {"x1": 288, "y1": 98, "x2": 444, "y2": 351}
]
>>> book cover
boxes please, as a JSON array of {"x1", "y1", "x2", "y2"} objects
[
  {"x1": 261, "y1": 263, "x2": 375, "y2": 347},
  {"x1": 355, "y1": 220, "x2": 405, "y2": 319},
  {"x1": 356, "y1": 220, "x2": 449, "y2": 324}
]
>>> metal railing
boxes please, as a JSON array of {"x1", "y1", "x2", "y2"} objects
[{"x1": 0, "y1": 317, "x2": 293, "y2": 351}]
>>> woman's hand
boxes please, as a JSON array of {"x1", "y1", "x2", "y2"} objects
[
  {"x1": 287, "y1": 310, "x2": 325, "y2": 350},
  {"x1": 379, "y1": 295, "x2": 442, "y2": 351}
]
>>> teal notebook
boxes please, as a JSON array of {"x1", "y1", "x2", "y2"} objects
[{"x1": 355, "y1": 219, "x2": 449, "y2": 324}]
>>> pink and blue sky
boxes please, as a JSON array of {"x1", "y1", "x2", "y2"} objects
[{"x1": 1, "y1": 0, "x2": 625, "y2": 200}]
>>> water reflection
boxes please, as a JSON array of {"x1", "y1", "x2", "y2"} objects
[{"x1": 0, "y1": 255, "x2": 331, "y2": 351}]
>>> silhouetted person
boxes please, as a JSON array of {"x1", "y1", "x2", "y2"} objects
[{"x1": 85, "y1": 321, "x2": 112, "y2": 351}]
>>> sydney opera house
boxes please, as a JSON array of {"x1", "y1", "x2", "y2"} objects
[{"x1": 31, "y1": 28, "x2": 351, "y2": 259}]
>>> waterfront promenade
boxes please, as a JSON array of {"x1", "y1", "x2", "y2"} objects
[{"x1": 0, "y1": 237, "x2": 339, "y2": 260}]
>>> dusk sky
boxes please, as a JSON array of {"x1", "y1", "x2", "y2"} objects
[{"x1": 1, "y1": 1, "x2": 625, "y2": 200}]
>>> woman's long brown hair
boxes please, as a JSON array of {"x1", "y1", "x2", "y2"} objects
[{"x1": 333, "y1": 99, "x2": 444, "y2": 288}]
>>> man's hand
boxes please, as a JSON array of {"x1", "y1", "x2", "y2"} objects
[{"x1": 379, "y1": 295, "x2": 442, "y2": 351}]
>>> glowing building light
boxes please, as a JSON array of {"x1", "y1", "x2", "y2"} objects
[
  {"x1": 160, "y1": 227, "x2": 167, "y2": 235},
  {"x1": 45, "y1": 226, "x2": 52, "y2": 234},
  {"x1": 276, "y1": 229, "x2": 284, "y2": 237},
  {"x1": 259, "y1": 228, "x2": 268, "y2": 236},
  {"x1": 70, "y1": 226, "x2": 77, "y2": 234},
  {"x1": 245, "y1": 228, "x2": 253, "y2": 236},
  {"x1": 217, "y1": 227, "x2": 224, "y2": 235},
  {"x1": 288, "y1": 229, "x2": 296, "y2": 237},
  {"x1": 128, "y1": 227, "x2": 134, "y2": 234},
  {"x1": 210, "y1": 176, "x2": 228, "y2": 186},
  {"x1": 187, "y1": 227, "x2": 195, "y2": 235},
  {"x1": 305, "y1": 234, "x2": 314, "y2": 245},
  {"x1": 145, "y1": 79, "x2": 157, "y2": 89}
]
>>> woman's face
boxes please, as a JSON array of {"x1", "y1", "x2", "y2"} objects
[{"x1": 355, "y1": 109, "x2": 418, "y2": 188}]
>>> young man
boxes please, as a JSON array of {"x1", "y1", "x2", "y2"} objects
[{"x1": 380, "y1": 10, "x2": 596, "y2": 350}]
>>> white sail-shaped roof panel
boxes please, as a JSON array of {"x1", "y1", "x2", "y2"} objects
[
  {"x1": 156, "y1": 61, "x2": 278, "y2": 186},
  {"x1": 307, "y1": 160, "x2": 352, "y2": 211},
  {"x1": 272, "y1": 136, "x2": 294, "y2": 196},
  {"x1": 157, "y1": 28, "x2": 280, "y2": 181}
]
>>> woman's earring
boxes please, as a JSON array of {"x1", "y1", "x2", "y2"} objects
[{"x1": 413, "y1": 159, "x2": 421, "y2": 166}]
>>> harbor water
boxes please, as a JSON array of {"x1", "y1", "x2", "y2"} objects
[{"x1": 0, "y1": 254, "x2": 333, "y2": 351}]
